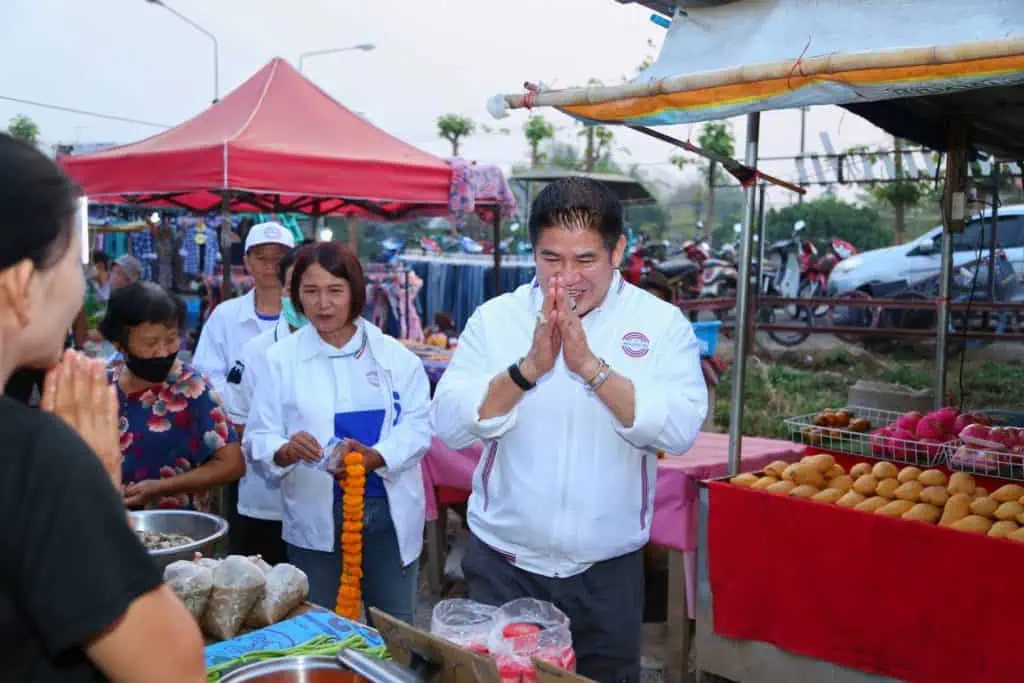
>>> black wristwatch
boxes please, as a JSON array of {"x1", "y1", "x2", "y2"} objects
[{"x1": 508, "y1": 358, "x2": 536, "y2": 391}]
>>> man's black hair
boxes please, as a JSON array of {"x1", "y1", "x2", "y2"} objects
[
  {"x1": 527, "y1": 176, "x2": 623, "y2": 252},
  {"x1": 99, "y1": 281, "x2": 185, "y2": 346},
  {"x1": 91, "y1": 250, "x2": 111, "y2": 267}
]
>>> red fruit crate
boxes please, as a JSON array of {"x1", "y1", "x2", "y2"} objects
[{"x1": 784, "y1": 405, "x2": 953, "y2": 467}]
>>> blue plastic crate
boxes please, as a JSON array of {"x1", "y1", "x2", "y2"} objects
[
  {"x1": 692, "y1": 320, "x2": 722, "y2": 358},
  {"x1": 976, "y1": 410, "x2": 1024, "y2": 427}
]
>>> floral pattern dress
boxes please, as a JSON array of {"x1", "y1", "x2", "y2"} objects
[{"x1": 112, "y1": 362, "x2": 238, "y2": 511}]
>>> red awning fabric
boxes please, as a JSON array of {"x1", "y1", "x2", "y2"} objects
[{"x1": 60, "y1": 58, "x2": 454, "y2": 219}]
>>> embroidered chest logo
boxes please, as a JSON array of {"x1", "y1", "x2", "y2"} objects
[
  {"x1": 621, "y1": 332, "x2": 651, "y2": 358},
  {"x1": 365, "y1": 370, "x2": 380, "y2": 387}
]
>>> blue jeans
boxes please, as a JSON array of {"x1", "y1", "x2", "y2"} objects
[{"x1": 287, "y1": 496, "x2": 419, "y2": 626}]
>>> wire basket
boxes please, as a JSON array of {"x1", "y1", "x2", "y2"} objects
[
  {"x1": 948, "y1": 440, "x2": 1024, "y2": 482},
  {"x1": 784, "y1": 405, "x2": 950, "y2": 467}
]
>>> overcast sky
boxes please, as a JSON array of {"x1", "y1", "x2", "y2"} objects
[{"x1": 2, "y1": 0, "x2": 893, "y2": 205}]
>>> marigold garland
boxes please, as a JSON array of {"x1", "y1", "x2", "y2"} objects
[{"x1": 335, "y1": 450, "x2": 366, "y2": 620}]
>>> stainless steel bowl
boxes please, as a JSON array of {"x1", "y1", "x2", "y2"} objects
[
  {"x1": 129, "y1": 509, "x2": 229, "y2": 570},
  {"x1": 218, "y1": 656, "x2": 356, "y2": 682}
]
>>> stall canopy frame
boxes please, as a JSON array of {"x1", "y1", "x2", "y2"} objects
[{"x1": 487, "y1": 0, "x2": 1024, "y2": 472}]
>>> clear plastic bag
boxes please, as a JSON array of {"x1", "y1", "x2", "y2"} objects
[
  {"x1": 488, "y1": 599, "x2": 575, "y2": 682},
  {"x1": 200, "y1": 555, "x2": 266, "y2": 640},
  {"x1": 163, "y1": 559, "x2": 214, "y2": 619},
  {"x1": 430, "y1": 599, "x2": 497, "y2": 655},
  {"x1": 248, "y1": 555, "x2": 273, "y2": 575},
  {"x1": 246, "y1": 563, "x2": 310, "y2": 627}
]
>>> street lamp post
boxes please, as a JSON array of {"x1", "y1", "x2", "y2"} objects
[
  {"x1": 298, "y1": 44, "x2": 376, "y2": 73},
  {"x1": 144, "y1": 0, "x2": 220, "y2": 103}
]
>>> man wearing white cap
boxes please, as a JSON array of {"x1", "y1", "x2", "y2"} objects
[{"x1": 193, "y1": 222, "x2": 295, "y2": 398}]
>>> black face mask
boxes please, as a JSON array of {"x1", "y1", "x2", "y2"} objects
[{"x1": 125, "y1": 351, "x2": 178, "y2": 384}]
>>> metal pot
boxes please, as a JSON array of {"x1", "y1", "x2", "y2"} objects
[
  {"x1": 129, "y1": 509, "x2": 229, "y2": 570},
  {"x1": 218, "y1": 656, "x2": 356, "y2": 682}
]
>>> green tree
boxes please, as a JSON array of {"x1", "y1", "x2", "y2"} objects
[
  {"x1": 7, "y1": 114, "x2": 40, "y2": 145},
  {"x1": 697, "y1": 122, "x2": 735, "y2": 237},
  {"x1": 523, "y1": 115, "x2": 555, "y2": 167},
  {"x1": 766, "y1": 196, "x2": 891, "y2": 253},
  {"x1": 436, "y1": 114, "x2": 475, "y2": 157}
]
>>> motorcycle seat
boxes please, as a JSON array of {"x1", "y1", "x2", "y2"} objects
[
  {"x1": 654, "y1": 257, "x2": 697, "y2": 278},
  {"x1": 703, "y1": 258, "x2": 733, "y2": 268}
]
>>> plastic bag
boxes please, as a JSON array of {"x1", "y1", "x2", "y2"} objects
[
  {"x1": 163, "y1": 559, "x2": 213, "y2": 619},
  {"x1": 246, "y1": 563, "x2": 310, "y2": 627},
  {"x1": 200, "y1": 555, "x2": 266, "y2": 640},
  {"x1": 193, "y1": 552, "x2": 221, "y2": 571},
  {"x1": 248, "y1": 555, "x2": 273, "y2": 575},
  {"x1": 430, "y1": 599, "x2": 497, "y2": 655},
  {"x1": 488, "y1": 599, "x2": 575, "y2": 682}
]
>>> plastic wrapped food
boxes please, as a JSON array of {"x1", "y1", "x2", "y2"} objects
[
  {"x1": 200, "y1": 555, "x2": 266, "y2": 640},
  {"x1": 248, "y1": 556, "x2": 273, "y2": 575},
  {"x1": 430, "y1": 599, "x2": 497, "y2": 655},
  {"x1": 163, "y1": 559, "x2": 213, "y2": 619},
  {"x1": 488, "y1": 599, "x2": 575, "y2": 681},
  {"x1": 246, "y1": 563, "x2": 310, "y2": 627}
]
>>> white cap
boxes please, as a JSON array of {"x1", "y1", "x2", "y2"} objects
[{"x1": 245, "y1": 222, "x2": 295, "y2": 252}]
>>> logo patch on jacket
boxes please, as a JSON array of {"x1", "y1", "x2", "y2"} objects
[
  {"x1": 365, "y1": 370, "x2": 380, "y2": 387},
  {"x1": 621, "y1": 332, "x2": 651, "y2": 358},
  {"x1": 226, "y1": 360, "x2": 245, "y2": 384}
]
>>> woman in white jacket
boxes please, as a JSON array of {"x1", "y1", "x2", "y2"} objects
[{"x1": 246, "y1": 242, "x2": 431, "y2": 624}]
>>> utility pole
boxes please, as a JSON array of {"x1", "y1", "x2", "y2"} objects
[{"x1": 893, "y1": 136, "x2": 906, "y2": 244}]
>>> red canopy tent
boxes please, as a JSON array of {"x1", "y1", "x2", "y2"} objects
[{"x1": 60, "y1": 57, "x2": 454, "y2": 220}]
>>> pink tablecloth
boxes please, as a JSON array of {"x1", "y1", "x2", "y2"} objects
[{"x1": 421, "y1": 432, "x2": 804, "y2": 554}]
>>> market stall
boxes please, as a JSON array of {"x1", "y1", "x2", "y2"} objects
[
  {"x1": 61, "y1": 57, "x2": 515, "y2": 297},
  {"x1": 487, "y1": 1, "x2": 1024, "y2": 681}
]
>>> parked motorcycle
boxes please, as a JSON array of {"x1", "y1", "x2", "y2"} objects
[
  {"x1": 802, "y1": 238, "x2": 857, "y2": 316},
  {"x1": 651, "y1": 239, "x2": 711, "y2": 301},
  {"x1": 762, "y1": 220, "x2": 808, "y2": 315}
]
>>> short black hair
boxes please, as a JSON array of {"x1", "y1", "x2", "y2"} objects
[
  {"x1": 99, "y1": 281, "x2": 185, "y2": 346},
  {"x1": 0, "y1": 133, "x2": 81, "y2": 271},
  {"x1": 290, "y1": 242, "x2": 366, "y2": 324},
  {"x1": 527, "y1": 176, "x2": 623, "y2": 251},
  {"x1": 91, "y1": 250, "x2": 110, "y2": 267}
]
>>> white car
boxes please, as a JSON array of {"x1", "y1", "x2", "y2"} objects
[{"x1": 828, "y1": 205, "x2": 1024, "y2": 294}]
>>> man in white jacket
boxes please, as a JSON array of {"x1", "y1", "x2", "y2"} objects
[{"x1": 431, "y1": 177, "x2": 707, "y2": 683}]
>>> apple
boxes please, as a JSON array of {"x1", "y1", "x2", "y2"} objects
[
  {"x1": 915, "y1": 416, "x2": 945, "y2": 442},
  {"x1": 869, "y1": 428, "x2": 890, "y2": 456},
  {"x1": 896, "y1": 411, "x2": 924, "y2": 434}
]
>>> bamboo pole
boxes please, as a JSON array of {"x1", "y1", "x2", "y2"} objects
[{"x1": 498, "y1": 37, "x2": 1024, "y2": 112}]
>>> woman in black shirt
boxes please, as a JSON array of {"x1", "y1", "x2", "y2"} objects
[{"x1": 0, "y1": 133, "x2": 204, "y2": 682}]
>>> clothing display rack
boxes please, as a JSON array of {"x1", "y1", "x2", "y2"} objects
[
  {"x1": 363, "y1": 263, "x2": 423, "y2": 341},
  {"x1": 399, "y1": 254, "x2": 536, "y2": 332}
]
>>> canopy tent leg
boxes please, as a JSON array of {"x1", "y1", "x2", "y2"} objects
[
  {"x1": 936, "y1": 122, "x2": 969, "y2": 408},
  {"x1": 727, "y1": 112, "x2": 761, "y2": 476},
  {"x1": 492, "y1": 211, "x2": 504, "y2": 297},
  {"x1": 220, "y1": 195, "x2": 233, "y2": 302}
]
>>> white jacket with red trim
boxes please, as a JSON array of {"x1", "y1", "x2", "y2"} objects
[{"x1": 430, "y1": 272, "x2": 707, "y2": 578}]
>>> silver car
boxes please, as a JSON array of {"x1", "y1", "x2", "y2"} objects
[{"x1": 828, "y1": 205, "x2": 1024, "y2": 294}]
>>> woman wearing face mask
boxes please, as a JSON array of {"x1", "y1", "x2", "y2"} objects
[
  {"x1": 100, "y1": 281, "x2": 244, "y2": 510},
  {"x1": 246, "y1": 242, "x2": 431, "y2": 622},
  {"x1": 0, "y1": 133, "x2": 205, "y2": 681}
]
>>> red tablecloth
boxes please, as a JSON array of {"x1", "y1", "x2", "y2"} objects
[
  {"x1": 422, "y1": 432, "x2": 803, "y2": 554},
  {"x1": 708, "y1": 463, "x2": 1024, "y2": 683}
]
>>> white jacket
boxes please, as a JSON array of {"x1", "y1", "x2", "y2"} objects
[
  {"x1": 226, "y1": 316, "x2": 293, "y2": 521},
  {"x1": 193, "y1": 291, "x2": 272, "y2": 399},
  {"x1": 246, "y1": 320, "x2": 431, "y2": 566},
  {"x1": 430, "y1": 273, "x2": 707, "y2": 577}
]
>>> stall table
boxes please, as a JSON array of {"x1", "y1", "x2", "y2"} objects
[
  {"x1": 421, "y1": 432, "x2": 804, "y2": 683},
  {"x1": 697, "y1": 453, "x2": 1024, "y2": 683}
]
